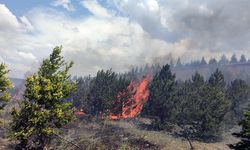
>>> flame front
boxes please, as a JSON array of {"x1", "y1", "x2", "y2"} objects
[{"x1": 109, "y1": 75, "x2": 151, "y2": 120}]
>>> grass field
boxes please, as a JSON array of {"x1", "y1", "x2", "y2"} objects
[
  {"x1": 48, "y1": 118, "x2": 239, "y2": 150},
  {"x1": 0, "y1": 117, "x2": 240, "y2": 150}
]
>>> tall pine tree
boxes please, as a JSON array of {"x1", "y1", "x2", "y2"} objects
[{"x1": 143, "y1": 64, "x2": 176, "y2": 127}]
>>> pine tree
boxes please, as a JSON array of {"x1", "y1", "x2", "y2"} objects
[
  {"x1": 200, "y1": 69, "x2": 230, "y2": 139},
  {"x1": 227, "y1": 79, "x2": 249, "y2": 123},
  {"x1": 11, "y1": 46, "x2": 76, "y2": 149},
  {"x1": 143, "y1": 64, "x2": 176, "y2": 127},
  {"x1": 229, "y1": 107, "x2": 250, "y2": 149},
  {"x1": 230, "y1": 54, "x2": 238, "y2": 64},
  {"x1": 176, "y1": 58, "x2": 182, "y2": 67},
  {"x1": 0, "y1": 63, "x2": 12, "y2": 113},
  {"x1": 240, "y1": 54, "x2": 247, "y2": 64},
  {"x1": 201, "y1": 57, "x2": 207, "y2": 65},
  {"x1": 86, "y1": 69, "x2": 129, "y2": 116},
  {"x1": 219, "y1": 55, "x2": 229, "y2": 65},
  {"x1": 208, "y1": 58, "x2": 217, "y2": 65},
  {"x1": 208, "y1": 69, "x2": 226, "y2": 88}
]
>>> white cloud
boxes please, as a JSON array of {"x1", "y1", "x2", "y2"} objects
[
  {"x1": 18, "y1": 51, "x2": 37, "y2": 62},
  {"x1": 81, "y1": 0, "x2": 112, "y2": 18},
  {"x1": 0, "y1": 4, "x2": 19, "y2": 31},
  {"x1": 20, "y1": 16, "x2": 34, "y2": 31},
  {"x1": 52, "y1": 0, "x2": 75, "y2": 11},
  {"x1": 0, "y1": 4, "x2": 40, "y2": 78}
]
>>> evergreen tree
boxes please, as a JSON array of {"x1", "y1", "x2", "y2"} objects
[
  {"x1": 208, "y1": 69, "x2": 226, "y2": 88},
  {"x1": 71, "y1": 76, "x2": 92, "y2": 109},
  {"x1": 227, "y1": 79, "x2": 249, "y2": 123},
  {"x1": 201, "y1": 57, "x2": 207, "y2": 65},
  {"x1": 229, "y1": 107, "x2": 250, "y2": 149},
  {"x1": 219, "y1": 55, "x2": 229, "y2": 65},
  {"x1": 86, "y1": 69, "x2": 129, "y2": 116},
  {"x1": 177, "y1": 72, "x2": 205, "y2": 128},
  {"x1": 200, "y1": 69, "x2": 230, "y2": 139},
  {"x1": 176, "y1": 58, "x2": 182, "y2": 67},
  {"x1": 230, "y1": 54, "x2": 238, "y2": 64},
  {"x1": 11, "y1": 46, "x2": 76, "y2": 149},
  {"x1": 240, "y1": 54, "x2": 247, "y2": 64},
  {"x1": 208, "y1": 58, "x2": 217, "y2": 65},
  {"x1": 143, "y1": 64, "x2": 176, "y2": 126},
  {"x1": 0, "y1": 63, "x2": 12, "y2": 113}
]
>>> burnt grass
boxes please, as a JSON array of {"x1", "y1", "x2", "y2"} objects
[
  {"x1": 92, "y1": 123, "x2": 159, "y2": 150},
  {"x1": 51, "y1": 118, "x2": 160, "y2": 150}
]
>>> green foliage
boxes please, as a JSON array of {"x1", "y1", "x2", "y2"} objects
[
  {"x1": 143, "y1": 67, "x2": 230, "y2": 140},
  {"x1": 85, "y1": 69, "x2": 130, "y2": 116},
  {"x1": 71, "y1": 76, "x2": 92, "y2": 108},
  {"x1": 227, "y1": 79, "x2": 250, "y2": 123},
  {"x1": 142, "y1": 64, "x2": 176, "y2": 126},
  {"x1": 0, "y1": 63, "x2": 12, "y2": 112},
  {"x1": 11, "y1": 46, "x2": 76, "y2": 149},
  {"x1": 229, "y1": 108, "x2": 250, "y2": 149},
  {"x1": 172, "y1": 71, "x2": 230, "y2": 139},
  {"x1": 208, "y1": 69, "x2": 226, "y2": 88}
]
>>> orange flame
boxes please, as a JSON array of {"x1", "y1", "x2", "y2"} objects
[
  {"x1": 74, "y1": 108, "x2": 86, "y2": 116},
  {"x1": 109, "y1": 75, "x2": 151, "y2": 120}
]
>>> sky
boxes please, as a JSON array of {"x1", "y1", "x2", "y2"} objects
[{"x1": 1, "y1": 0, "x2": 250, "y2": 78}]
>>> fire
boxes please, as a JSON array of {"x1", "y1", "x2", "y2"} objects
[
  {"x1": 74, "y1": 108, "x2": 86, "y2": 116},
  {"x1": 109, "y1": 75, "x2": 151, "y2": 120}
]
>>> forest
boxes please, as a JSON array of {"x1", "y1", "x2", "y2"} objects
[{"x1": 1, "y1": 46, "x2": 250, "y2": 149}]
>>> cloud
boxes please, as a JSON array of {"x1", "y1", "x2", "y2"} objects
[
  {"x1": 0, "y1": 4, "x2": 39, "y2": 77},
  {"x1": 2, "y1": 1, "x2": 250, "y2": 78},
  {"x1": 80, "y1": 0, "x2": 112, "y2": 18},
  {"x1": 18, "y1": 51, "x2": 37, "y2": 62},
  {"x1": 110, "y1": 0, "x2": 178, "y2": 42},
  {"x1": 52, "y1": 0, "x2": 75, "y2": 11},
  {"x1": 0, "y1": 4, "x2": 19, "y2": 32}
]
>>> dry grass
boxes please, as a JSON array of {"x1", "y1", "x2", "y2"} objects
[{"x1": 0, "y1": 118, "x2": 240, "y2": 150}]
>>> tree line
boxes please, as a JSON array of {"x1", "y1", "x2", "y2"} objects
[
  {"x1": 174, "y1": 54, "x2": 248, "y2": 68},
  {"x1": 1, "y1": 46, "x2": 250, "y2": 149}
]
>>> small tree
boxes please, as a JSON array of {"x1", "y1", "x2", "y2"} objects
[
  {"x1": 229, "y1": 107, "x2": 250, "y2": 149},
  {"x1": 240, "y1": 54, "x2": 247, "y2": 64},
  {"x1": 219, "y1": 55, "x2": 229, "y2": 65},
  {"x1": 208, "y1": 58, "x2": 217, "y2": 65},
  {"x1": 0, "y1": 63, "x2": 12, "y2": 114},
  {"x1": 230, "y1": 54, "x2": 238, "y2": 64},
  {"x1": 176, "y1": 58, "x2": 182, "y2": 67},
  {"x1": 201, "y1": 57, "x2": 207, "y2": 65},
  {"x1": 11, "y1": 46, "x2": 76, "y2": 149}
]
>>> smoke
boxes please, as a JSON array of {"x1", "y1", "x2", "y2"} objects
[{"x1": 1, "y1": 1, "x2": 250, "y2": 78}]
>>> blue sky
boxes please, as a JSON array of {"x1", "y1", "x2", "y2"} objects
[
  {"x1": 1, "y1": 0, "x2": 92, "y2": 17},
  {"x1": 0, "y1": 0, "x2": 250, "y2": 78}
]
